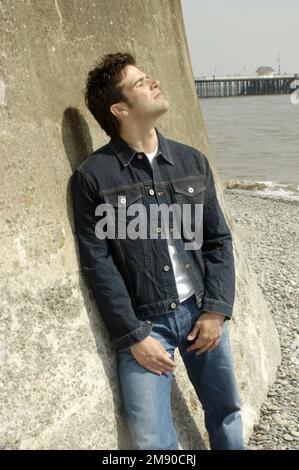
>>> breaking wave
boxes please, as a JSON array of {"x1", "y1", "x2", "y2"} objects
[{"x1": 222, "y1": 179, "x2": 299, "y2": 201}]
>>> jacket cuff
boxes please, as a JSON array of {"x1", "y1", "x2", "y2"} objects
[
  {"x1": 201, "y1": 297, "x2": 233, "y2": 319},
  {"x1": 111, "y1": 321, "x2": 154, "y2": 352}
]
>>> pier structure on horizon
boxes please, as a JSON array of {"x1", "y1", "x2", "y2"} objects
[{"x1": 195, "y1": 72, "x2": 299, "y2": 98}]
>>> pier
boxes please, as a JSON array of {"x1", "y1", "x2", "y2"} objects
[{"x1": 195, "y1": 74, "x2": 299, "y2": 98}]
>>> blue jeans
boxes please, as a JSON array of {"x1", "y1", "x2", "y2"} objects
[{"x1": 117, "y1": 294, "x2": 245, "y2": 450}]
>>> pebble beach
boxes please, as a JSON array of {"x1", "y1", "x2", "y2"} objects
[{"x1": 225, "y1": 191, "x2": 298, "y2": 450}]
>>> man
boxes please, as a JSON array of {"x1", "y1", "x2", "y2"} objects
[{"x1": 71, "y1": 52, "x2": 245, "y2": 450}]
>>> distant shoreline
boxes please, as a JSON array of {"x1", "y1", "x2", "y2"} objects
[{"x1": 222, "y1": 179, "x2": 299, "y2": 203}]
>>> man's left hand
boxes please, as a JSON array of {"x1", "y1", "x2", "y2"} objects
[{"x1": 186, "y1": 311, "x2": 225, "y2": 355}]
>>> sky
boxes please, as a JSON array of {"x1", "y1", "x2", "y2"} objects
[{"x1": 181, "y1": 0, "x2": 298, "y2": 77}]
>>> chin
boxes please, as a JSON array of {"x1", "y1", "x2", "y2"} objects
[
  {"x1": 161, "y1": 102, "x2": 170, "y2": 113},
  {"x1": 164, "y1": 98, "x2": 170, "y2": 109},
  {"x1": 155, "y1": 107, "x2": 169, "y2": 119},
  {"x1": 158, "y1": 97, "x2": 170, "y2": 109}
]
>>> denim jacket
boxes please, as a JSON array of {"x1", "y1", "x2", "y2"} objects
[{"x1": 71, "y1": 127, "x2": 235, "y2": 351}]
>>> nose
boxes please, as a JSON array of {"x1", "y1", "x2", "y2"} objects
[{"x1": 150, "y1": 77, "x2": 160, "y2": 88}]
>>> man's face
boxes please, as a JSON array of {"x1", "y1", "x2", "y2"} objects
[{"x1": 117, "y1": 65, "x2": 169, "y2": 120}]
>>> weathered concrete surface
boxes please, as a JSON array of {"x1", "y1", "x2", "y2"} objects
[{"x1": 0, "y1": 0, "x2": 280, "y2": 449}]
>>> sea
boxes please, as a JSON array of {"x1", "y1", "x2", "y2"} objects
[{"x1": 200, "y1": 94, "x2": 299, "y2": 201}]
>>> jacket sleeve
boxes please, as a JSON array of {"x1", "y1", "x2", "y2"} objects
[
  {"x1": 200, "y1": 154, "x2": 236, "y2": 319},
  {"x1": 71, "y1": 167, "x2": 153, "y2": 351}
]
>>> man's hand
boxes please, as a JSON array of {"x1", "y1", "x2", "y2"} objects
[
  {"x1": 186, "y1": 311, "x2": 225, "y2": 355},
  {"x1": 130, "y1": 336, "x2": 176, "y2": 376}
]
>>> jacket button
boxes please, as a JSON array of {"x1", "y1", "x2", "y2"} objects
[
  {"x1": 188, "y1": 186, "x2": 194, "y2": 193},
  {"x1": 170, "y1": 302, "x2": 177, "y2": 309},
  {"x1": 137, "y1": 154, "x2": 143, "y2": 159},
  {"x1": 163, "y1": 265, "x2": 170, "y2": 271},
  {"x1": 120, "y1": 196, "x2": 126, "y2": 204},
  {"x1": 149, "y1": 189, "x2": 155, "y2": 196}
]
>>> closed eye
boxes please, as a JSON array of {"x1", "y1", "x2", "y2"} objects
[{"x1": 136, "y1": 76, "x2": 149, "y2": 87}]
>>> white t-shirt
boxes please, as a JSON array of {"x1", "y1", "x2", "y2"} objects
[{"x1": 144, "y1": 145, "x2": 195, "y2": 302}]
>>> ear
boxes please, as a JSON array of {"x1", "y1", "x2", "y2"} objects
[{"x1": 110, "y1": 103, "x2": 128, "y2": 118}]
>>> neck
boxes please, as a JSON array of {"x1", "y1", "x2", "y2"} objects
[{"x1": 119, "y1": 124, "x2": 158, "y2": 154}]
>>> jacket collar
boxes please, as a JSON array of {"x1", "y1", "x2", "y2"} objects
[{"x1": 109, "y1": 127, "x2": 174, "y2": 167}]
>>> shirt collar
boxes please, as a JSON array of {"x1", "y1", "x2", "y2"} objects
[{"x1": 109, "y1": 126, "x2": 174, "y2": 167}]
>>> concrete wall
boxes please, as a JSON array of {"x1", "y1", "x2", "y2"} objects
[{"x1": 0, "y1": 0, "x2": 280, "y2": 449}]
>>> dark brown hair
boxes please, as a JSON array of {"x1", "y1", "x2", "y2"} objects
[{"x1": 84, "y1": 52, "x2": 136, "y2": 137}]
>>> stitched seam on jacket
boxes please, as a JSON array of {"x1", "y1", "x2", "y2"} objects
[
  {"x1": 204, "y1": 298, "x2": 233, "y2": 307},
  {"x1": 112, "y1": 324, "x2": 148, "y2": 344}
]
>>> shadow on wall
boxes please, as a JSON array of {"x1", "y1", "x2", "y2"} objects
[
  {"x1": 62, "y1": 107, "x2": 207, "y2": 449},
  {"x1": 62, "y1": 107, "x2": 93, "y2": 172}
]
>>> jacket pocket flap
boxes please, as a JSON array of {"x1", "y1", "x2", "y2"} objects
[
  {"x1": 172, "y1": 176, "x2": 206, "y2": 196},
  {"x1": 102, "y1": 186, "x2": 142, "y2": 207}
]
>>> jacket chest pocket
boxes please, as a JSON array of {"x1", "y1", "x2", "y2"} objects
[
  {"x1": 172, "y1": 176, "x2": 206, "y2": 206},
  {"x1": 102, "y1": 185, "x2": 143, "y2": 207},
  {"x1": 101, "y1": 186, "x2": 144, "y2": 238},
  {"x1": 171, "y1": 176, "x2": 206, "y2": 243}
]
